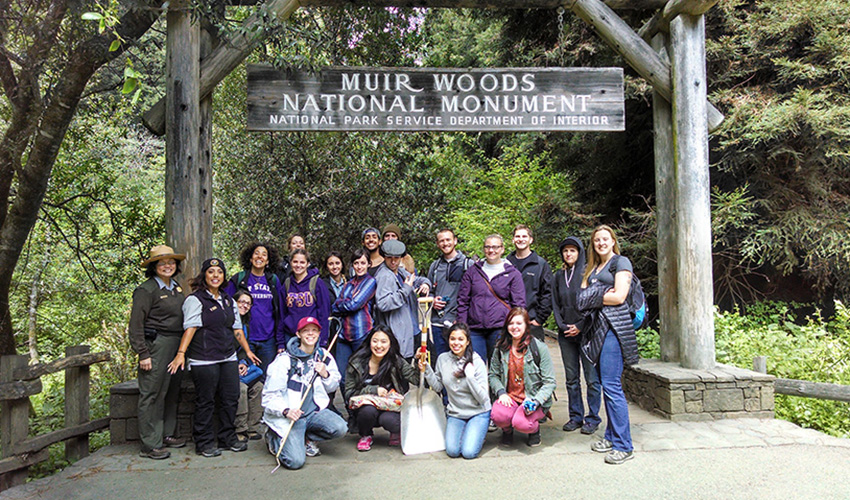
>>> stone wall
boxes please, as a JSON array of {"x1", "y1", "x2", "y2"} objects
[
  {"x1": 109, "y1": 378, "x2": 196, "y2": 444},
  {"x1": 624, "y1": 359, "x2": 775, "y2": 421}
]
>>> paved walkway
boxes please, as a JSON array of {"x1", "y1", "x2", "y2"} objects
[{"x1": 4, "y1": 338, "x2": 850, "y2": 500}]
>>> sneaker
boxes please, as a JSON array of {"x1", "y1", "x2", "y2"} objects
[
  {"x1": 357, "y1": 436, "x2": 373, "y2": 452},
  {"x1": 266, "y1": 431, "x2": 278, "y2": 455},
  {"x1": 228, "y1": 440, "x2": 248, "y2": 452},
  {"x1": 527, "y1": 431, "x2": 541, "y2": 447},
  {"x1": 388, "y1": 433, "x2": 401, "y2": 447},
  {"x1": 605, "y1": 449, "x2": 635, "y2": 465},
  {"x1": 562, "y1": 420, "x2": 582, "y2": 432},
  {"x1": 305, "y1": 440, "x2": 321, "y2": 457},
  {"x1": 488, "y1": 420, "x2": 498, "y2": 433},
  {"x1": 196, "y1": 447, "x2": 221, "y2": 458},
  {"x1": 139, "y1": 447, "x2": 170, "y2": 460},
  {"x1": 163, "y1": 436, "x2": 186, "y2": 448},
  {"x1": 580, "y1": 422, "x2": 599, "y2": 435},
  {"x1": 246, "y1": 431, "x2": 262, "y2": 441},
  {"x1": 499, "y1": 430, "x2": 514, "y2": 447},
  {"x1": 591, "y1": 438, "x2": 613, "y2": 453}
]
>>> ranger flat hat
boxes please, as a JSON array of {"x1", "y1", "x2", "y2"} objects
[{"x1": 141, "y1": 245, "x2": 186, "y2": 267}]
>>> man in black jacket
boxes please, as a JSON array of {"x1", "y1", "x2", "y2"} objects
[{"x1": 507, "y1": 224, "x2": 553, "y2": 341}]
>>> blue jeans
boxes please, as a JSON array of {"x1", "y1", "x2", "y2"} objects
[
  {"x1": 267, "y1": 408, "x2": 347, "y2": 470},
  {"x1": 431, "y1": 325, "x2": 449, "y2": 362},
  {"x1": 470, "y1": 328, "x2": 501, "y2": 365},
  {"x1": 250, "y1": 337, "x2": 277, "y2": 379},
  {"x1": 334, "y1": 336, "x2": 365, "y2": 391},
  {"x1": 445, "y1": 410, "x2": 491, "y2": 459},
  {"x1": 597, "y1": 330, "x2": 633, "y2": 452},
  {"x1": 558, "y1": 336, "x2": 602, "y2": 427}
]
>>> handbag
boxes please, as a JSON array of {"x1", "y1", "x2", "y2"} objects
[
  {"x1": 240, "y1": 363, "x2": 263, "y2": 386},
  {"x1": 349, "y1": 389, "x2": 405, "y2": 412}
]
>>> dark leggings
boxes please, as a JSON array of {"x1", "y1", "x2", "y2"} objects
[{"x1": 355, "y1": 405, "x2": 400, "y2": 436}]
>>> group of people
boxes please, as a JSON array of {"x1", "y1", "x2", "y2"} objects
[{"x1": 128, "y1": 223, "x2": 640, "y2": 468}]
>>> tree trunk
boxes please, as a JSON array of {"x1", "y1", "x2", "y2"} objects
[{"x1": 0, "y1": 2, "x2": 162, "y2": 355}]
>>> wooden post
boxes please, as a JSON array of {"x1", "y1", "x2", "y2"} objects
[
  {"x1": 1, "y1": 355, "x2": 30, "y2": 490},
  {"x1": 651, "y1": 33, "x2": 680, "y2": 362},
  {"x1": 143, "y1": 0, "x2": 301, "y2": 136},
  {"x1": 165, "y1": 0, "x2": 203, "y2": 279},
  {"x1": 64, "y1": 346, "x2": 90, "y2": 461},
  {"x1": 196, "y1": 27, "x2": 215, "y2": 264},
  {"x1": 671, "y1": 13, "x2": 715, "y2": 370},
  {"x1": 569, "y1": 0, "x2": 723, "y2": 132},
  {"x1": 753, "y1": 356, "x2": 767, "y2": 374}
]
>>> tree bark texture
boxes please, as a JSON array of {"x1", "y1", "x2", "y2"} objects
[
  {"x1": 0, "y1": 1, "x2": 161, "y2": 355},
  {"x1": 651, "y1": 33, "x2": 680, "y2": 363},
  {"x1": 671, "y1": 14, "x2": 715, "y2": 370}
]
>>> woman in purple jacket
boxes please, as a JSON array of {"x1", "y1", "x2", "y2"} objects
[
  {"x1": 280, "y1": 249, "x2": 331, "y2": 351},
  {"x1": 457, "y1": 234, "x2": 526, "y2": 364}
]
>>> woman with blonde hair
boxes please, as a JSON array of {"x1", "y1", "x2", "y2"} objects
[{"x1": 579, "y1": 225, "x2": 639, "y2": 465}]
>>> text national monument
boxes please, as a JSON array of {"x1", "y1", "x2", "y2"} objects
[{"x1": 247, "y1": 65, "x2": 624, "y2": 132}]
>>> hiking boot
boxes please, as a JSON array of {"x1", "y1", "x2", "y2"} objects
[
  {"x1": 246, "y1": 431, "x2": 262, "y2": 441},
  {"x1": 527, "y1": 431, "x2": 541, "y2": 447},
  {"x1": 499, "y1": 430, "x2": 514, "y2": 447},
  {"x1": 388, "y1": 433, "x2": 401, "y2": 447},
  {"x1": 139, "y1": 447, "x2": 170, "y2": 460},
  {"x1": 305, "y1": 440, "x2": 321, "y2": 457},
  {"x1": 562, "y1": 420, "x2": 582, "y2": 432},
  {"x1": 591, "y1": 438, "x2": 613, "y2": 453},
  {"x1": 196, "y1": 447, "x2": 221, "y2": 458},
  {"x1": 604, "y1": 449, "x2": 634, "y2": 465},
  {"x1": 163, "y1": 436, "x2": 186, "y2": 448},
  {"x1": 580, "y1": 422, "x2": 599, "y2": 435},
  {"x1": 228, "y1": 440, "x2": 248, "y2": 452},
  {"x1": 357, "y1": 436, "x2": 373, "y2": 452}
]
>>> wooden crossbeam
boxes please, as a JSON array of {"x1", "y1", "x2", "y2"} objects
[
  {"x1": 570, "y1": 0, "x2": 723, "y2": 131},
  {"x1": 11, "y1": 418, "x2": 110, "y2": 456},
  {"x1": 639, "y1": 0, "x2": 718, "y2": 41},
  {"x1": 12, "y1": 351, "x2": 110, "y2": 381},
  {"x1": 0, "y1": 379, "x2": 42, "y2": 401},
  {"x1": 299, "y1": 0, "x2": 667, "y2": 8},
  {"x1": 0, "y1": 449, "x2": 49, "y2": 476}
]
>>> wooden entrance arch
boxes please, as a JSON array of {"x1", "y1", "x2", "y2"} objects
[{"x1": 142, "y1": 0, "x2": 722, "y2": 371}]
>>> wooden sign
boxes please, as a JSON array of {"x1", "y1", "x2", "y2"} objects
[{"x1": 247, "y1": 65, "x2": 624, "y2": 132}]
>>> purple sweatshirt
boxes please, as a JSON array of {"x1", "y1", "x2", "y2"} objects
[
  {"x1": 457, "y1": 260, "x2": 526, "y2": 330},
  {"x1": 224, "y1": 272, "x2": 284, "y2": 344},
  {"x1": 280, "y1": 267, "x2": 331, "y2": 348}
]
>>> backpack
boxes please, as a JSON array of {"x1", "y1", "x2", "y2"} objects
[
  {"x1": 284, "y1": 274, "x2": 319, "y2": 300},
  {"x1": 610, "y1": 255, "x2": 648, "y2": 330}
]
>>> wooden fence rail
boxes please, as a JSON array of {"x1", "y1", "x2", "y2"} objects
[
  {"x1": 0, "y1": 346, "x2": 110, "y2": 492},
  {"x1": 753, "y1": 356, "x2": 850, "y2": 403}
]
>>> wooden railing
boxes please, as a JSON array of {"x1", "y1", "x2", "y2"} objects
[
  {"x1": 0, "y1": 345, "x2": 110, "y2": 492},
  {"x1": 753, "y1": 356, "x2": 850, "y2": 403}
]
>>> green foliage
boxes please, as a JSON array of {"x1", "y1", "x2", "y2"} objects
[
  {"x1": 708, "y1": 0, "x2": 850, "y2": 298},
  {"x1": 714, "y1": 301, "x2": 850, "y2": 437}
]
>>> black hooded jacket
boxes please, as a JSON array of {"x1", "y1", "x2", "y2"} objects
[
  {"x1": 551, "y1": 236, "x2": 589, "y2": 342},
  {"x1": 506, "y1": 250, "x2": 553, "y2": 324}
]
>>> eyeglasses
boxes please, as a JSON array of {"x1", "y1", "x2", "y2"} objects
[
  {"x1": 483, "y1": 245, "x2": 503, "y2": 251},
  {"x1": 237, "y1": 300, "x2": 252, "y2": 306}
]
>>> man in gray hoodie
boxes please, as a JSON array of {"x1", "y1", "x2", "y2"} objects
[{"x1": 427, "y1": 229, "x2": 474, "y2": 359}]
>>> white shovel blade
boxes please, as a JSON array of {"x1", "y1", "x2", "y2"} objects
[{"x1": 400, "y1": 388, "x2": 446, "y2": 455}]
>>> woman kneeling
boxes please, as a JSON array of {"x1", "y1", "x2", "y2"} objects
[
  {"x1": 345, "y1": 326, "x2": 419, "y2": 451},
  {"x1": 489, "y1": 307, "x2": 556, "y2": 447},
  {"x1": 419, "y1": 323, "x2": 491, "y2": 459},
  {"x1": 263, "y1": 316, "x2": 347, "y2": 470}
]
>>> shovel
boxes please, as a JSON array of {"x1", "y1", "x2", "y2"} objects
[{"x1": 400, "y1": 297, "x2": 447, "y2": 455}]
